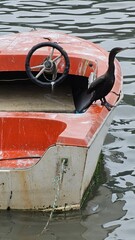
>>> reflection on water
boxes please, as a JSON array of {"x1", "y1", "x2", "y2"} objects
[
  {"x1": 82, "y1": 186, "x2": 126, "y2": 240},
  {"x1": 0, "y1": 210, "x2": 84, "y2": 240},
  {"x1": 0, "y1": 0, "x2": 135, "y2": 239},
  {"x1": 103, "y1": 191, "x2": 135, "y2": 240}
]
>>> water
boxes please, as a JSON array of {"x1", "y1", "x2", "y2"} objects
[{"x1": 0, "y1": 0, "x2": 135, "y2": 239}]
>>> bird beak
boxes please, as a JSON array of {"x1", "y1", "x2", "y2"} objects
[
  {"x1": 121, "y1": 47, "x2": 129, "y2": 51},
  {"x1": 117, "y1": 47, "x2": 129, "y2": 54}
]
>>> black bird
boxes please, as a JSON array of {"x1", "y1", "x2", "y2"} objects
[{"x1": 75, "y1": 47, "x2": 127, "y2": 113}]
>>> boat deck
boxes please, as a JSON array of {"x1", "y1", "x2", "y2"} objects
[{"x1": 0, "y1": 79, "x2": 75, "y2": 112}]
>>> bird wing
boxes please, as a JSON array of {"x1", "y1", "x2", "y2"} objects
[
  {"x1": 75, "y1": 90, "x2": 95, "y2": 113},
  {"x1": 87, "y1": 74, "x2": 106, "y2": 94}
]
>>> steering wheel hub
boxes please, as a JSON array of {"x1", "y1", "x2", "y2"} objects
[{"x1": 44, "y1": 59, "x2": 53, "y2": 70}]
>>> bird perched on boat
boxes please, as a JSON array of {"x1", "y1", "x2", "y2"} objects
[{"x1": 75, "y1": 47, "x2": 127, "y2": 113}]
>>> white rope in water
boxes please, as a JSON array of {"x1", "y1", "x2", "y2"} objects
[{"x1": 40, "y1": 159, "x2": 67, "y2": 235}]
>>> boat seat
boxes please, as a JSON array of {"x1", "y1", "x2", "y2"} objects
[{"x1": 0, "y1": 79, "x2": 75, "y2": 113}]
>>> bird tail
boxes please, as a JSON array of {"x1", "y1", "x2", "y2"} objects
[{"x1": 74, "y1": 90, "x2": 94, "y2": 113}]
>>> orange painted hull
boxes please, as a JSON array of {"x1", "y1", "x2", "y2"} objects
[{"x1": 0, "y1": 30, "x2": 123, "y2": 210}]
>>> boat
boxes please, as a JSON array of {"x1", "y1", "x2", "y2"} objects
[{"x1": 0, "y1": 29, "x2": 123, "y2": 211}]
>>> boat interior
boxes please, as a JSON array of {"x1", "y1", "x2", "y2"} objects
[
  {"x1": 0, "y1": 72, "x2": 89, "y2": 168},
  {"x1": 0, "y1": 72, "x2": 88, "y2": 113}
]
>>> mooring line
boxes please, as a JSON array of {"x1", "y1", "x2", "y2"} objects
[{"x1": 39, "y1": 158, "x2": 67, "y2": 236}]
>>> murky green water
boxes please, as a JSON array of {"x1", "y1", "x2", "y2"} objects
[{"x1": 0, "y1": 0, "x2": 135, "y2": 239}]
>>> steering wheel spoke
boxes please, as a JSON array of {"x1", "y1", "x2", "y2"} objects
[
  {"x1": 36, "y1": 66, "x2": 46, "y2": 78},
  {"x1": 49, "y1": 47, "x2": 55, "y2": 60},
  {"x1": 31, "y1": 64, "x2": 44, "y2": 70},
  {"x1": 53, "y1": 54, "x2": 62, "y2": 63},
  {"x1": 25, "y1": 42, "x2": 70, "y2": 87}
]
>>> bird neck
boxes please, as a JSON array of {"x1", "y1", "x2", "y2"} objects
[{"x1": 108, "y1": 51, "x2": 116, "y2": 76}]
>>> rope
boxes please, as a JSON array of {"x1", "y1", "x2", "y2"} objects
[{"x1": 40, "y1": 159, "x2": 67, "y2": 235}]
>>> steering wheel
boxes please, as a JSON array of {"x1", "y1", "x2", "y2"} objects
[{"x1": 25, "y1": 42, "x2": 70, "y2": 87}]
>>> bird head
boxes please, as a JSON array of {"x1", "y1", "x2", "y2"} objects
[{"x1": 110, "y1": 47, "x2": 128, "y2": 56}]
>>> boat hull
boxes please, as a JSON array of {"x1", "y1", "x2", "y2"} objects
[{"x1": 0, "y1": 29, "x2": 123, "y2": 211}]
